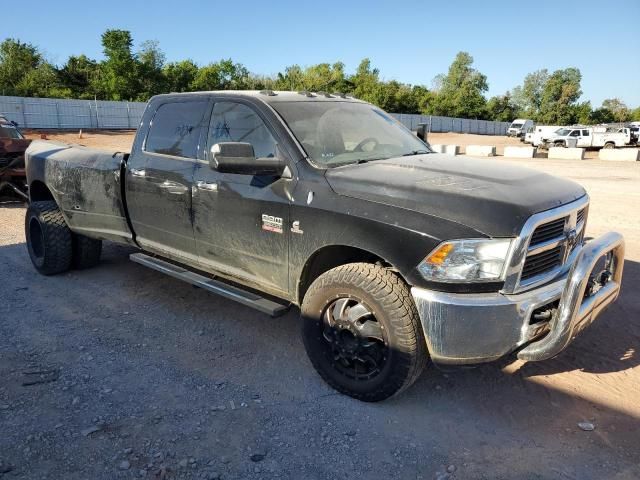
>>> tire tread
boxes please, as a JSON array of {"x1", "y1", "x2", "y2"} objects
[{"x1": 302, "y1": 263, "x2": 428, "y2": 402}]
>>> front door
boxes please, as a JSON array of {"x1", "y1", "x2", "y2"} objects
[
  {"x1": 192, "y1": 100, "x2": 293, "y2": 296},
  {"x1": 125, "y1": 98, "x2": 209, "y2": 265}
]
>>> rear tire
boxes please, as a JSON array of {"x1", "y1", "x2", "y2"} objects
[
  {"x1": 301, "y1": 263, "x2": 428, "y2": 402},
  {"x1": 72, "y1": 234, "x2": 102, "y2": 269},
  {"x1": 25, "y1": 201, "x2": 73, "y2": 275}
]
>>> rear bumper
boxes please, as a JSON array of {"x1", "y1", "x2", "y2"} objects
[{"x1": 411, "y1": 232, "x2": 625, "y2": 364}]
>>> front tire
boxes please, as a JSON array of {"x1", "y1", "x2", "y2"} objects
[
  {"x1": 25, "y1": 201, "x2": 73, "y2": 275},
  {"x1": 301, "y1": 263, "x2": 428, "y2": 402}
]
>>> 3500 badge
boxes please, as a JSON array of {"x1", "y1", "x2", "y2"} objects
[{"x1": 261, "y1": 214, "x2": 283, "y2": 234}]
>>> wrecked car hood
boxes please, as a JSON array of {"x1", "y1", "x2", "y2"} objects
[{"x1": 324, "y1": 154, "x2": 586, "y2": 237}]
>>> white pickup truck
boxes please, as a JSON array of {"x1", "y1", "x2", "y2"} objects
[{"x1": 544, "y1": 127, "x2": 631, "y2": 149}]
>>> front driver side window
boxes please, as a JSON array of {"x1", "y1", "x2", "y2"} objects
[{"x1": 208, "y1": 102, "x2": 277, "y2": 159}]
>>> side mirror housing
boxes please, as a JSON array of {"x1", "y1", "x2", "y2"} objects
[{"x1": 210, "y1": 142, "x2": 286, "y2": 176}]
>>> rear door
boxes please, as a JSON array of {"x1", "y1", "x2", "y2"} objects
[
  {"x1": 125, "y1": 98, "x2": 210, "y2": 265},
  {"x1": 578, "y1": 129, "x2": 591, "y2": 147}
]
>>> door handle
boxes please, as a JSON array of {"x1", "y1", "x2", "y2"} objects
[
  {"x1": 196, "y1": 181, "x2": 218, "y2": 192},
  {"x1": 130, "y1": 168, "x2": 146, "y2": 177},
  {"x1": 158, "y1": 180, "x2": 188, "y2": 194}
]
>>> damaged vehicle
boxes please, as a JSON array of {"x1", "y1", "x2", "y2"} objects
[
  {"x1": 0, "y1": 116, "x2": 30, "y2": 201},
  {"x1": 24, "y1": 91, "x2": 625, "y2": 401}
]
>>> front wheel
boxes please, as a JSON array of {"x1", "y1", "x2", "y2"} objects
[
  {"x1": 301, "y1": 263, "x2": 428, "y2": 402},
  {"x1": 603, "y1": 142, "x2": 615, "y2": 149}
]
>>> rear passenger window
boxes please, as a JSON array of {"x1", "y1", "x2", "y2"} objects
[
  {"x1": 146, "y1": 101, "x2": 209, "y2": 158},
  {"x1": 582, "y1": 130, "x2": 590, "y2": 136},
  {"x1": 208, "y1": 102, "x2": 277, "y2": 159}
]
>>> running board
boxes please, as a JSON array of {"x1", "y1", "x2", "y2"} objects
[{"x1": 129, "y1": 253, "x2": 290, "y2": 317}]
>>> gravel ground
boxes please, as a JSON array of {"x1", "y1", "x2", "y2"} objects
[{"x1": 1, "y1": 149, "x2": 639, "y2": 479}]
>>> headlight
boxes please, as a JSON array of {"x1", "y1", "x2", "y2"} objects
[{"x1": 417, "y1": 238, "x2": 513, "y2": 282}]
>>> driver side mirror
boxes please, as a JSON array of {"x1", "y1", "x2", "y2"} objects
[{"x1": 210, "y1": 142, "x2": 286, "y2": 176}]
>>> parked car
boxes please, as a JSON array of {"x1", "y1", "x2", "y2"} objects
[
  {"x1": 24, "y1": 91, "x2": 625, "y2": 401},
  {"x1": 507, "y1": 119, "x2": 534, "y2": 138},
  {"x1": 544, "y1": 126, "x2": 630, "y2": 149},
  {"x1": 0, "y1": 116, "x2": 30, "y2": 201}
]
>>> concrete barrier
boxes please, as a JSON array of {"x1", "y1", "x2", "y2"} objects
[
  {"x1": 444, "y1": 144, "x2": 460, "y2": 156},
  {"x1": 548, "y1": 147, "x2": 585, "y2": 160},
  {"x1": 504, "y1": 146, "x2": 536, "y2": 158},
  {"x1": 465, "y1": 145, "x2": 496, "y2": 157},
  {"x1": 430, "y1": 144, "x2": 445, "y2": 153},
  {"x1": 598, "y1": 148, "x2": 640, "y2": 162}
]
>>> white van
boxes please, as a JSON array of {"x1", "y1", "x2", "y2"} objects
[{"x1": 507, "y1": 119, "x2": 534, "y2": 138}]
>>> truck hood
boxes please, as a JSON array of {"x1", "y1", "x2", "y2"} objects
[{"x1": 324, "y1": 154, "x2": 586, "y2": 237}]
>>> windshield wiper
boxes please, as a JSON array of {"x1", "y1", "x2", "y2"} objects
[{"x1": 402, "y1": 150, "x2": 430, "y2": 156}]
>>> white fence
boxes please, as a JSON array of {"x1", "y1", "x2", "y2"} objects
[
  {"x1": 1, "y1": 95, "x2": 509, "y2": 135},
  {"x1": 0, "y1": 96, "x2": 146, "y2": 129},
  {"x1": 391, "y1": 113, "x2": 510, "y2": 135}
]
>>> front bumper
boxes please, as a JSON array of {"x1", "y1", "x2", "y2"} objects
[{"x1": 411, "y1": 232, "x2": 625, "y2": 364}]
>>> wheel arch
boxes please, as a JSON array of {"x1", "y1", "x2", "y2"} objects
[
  {"x1": 29, "y1": 180, "x2": 55, "y2": 203},
  {"x1": 297, "y1": 244, "x2": 407, "y2": 305}
]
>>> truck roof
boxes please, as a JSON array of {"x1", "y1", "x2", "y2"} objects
[{"x1": 151, "y1": 90, "x2": 367, "y2": 105}]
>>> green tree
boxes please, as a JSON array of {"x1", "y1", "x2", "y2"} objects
[
  {"x1": 135, "y1": 40, "x2": 166, "y2": 100},
  {"x1": 485, "y1": 93, "x2": 519, "y2": 121},
  {"x1": 631, "y1": 106, "x2": 640, "y2": 121},
  {"x1": 538, "y1": 68, "x2": 582, "y2": 124},
  {"x1": 510, "y1": 69, "x2": 549, "y2": 118},
  {"x1": 601, "y1": 98, "x2": 630, "y2": 123},
  {"x1": 190, "y1": 59, "x2": 250, "y2": 91},
  {"x1": 58, "y1": 54, "x2": 99, "y2": 99},
  {"x1": 573, "y1": 101, "x2": 593, "y2": 125},
  {"x1": 163, "y1": 60, "x2": 199, "y2": 92},
  {"x1": 0, "y1": 38, "x2": 62, "y2": 97},
  {"x1": 589, "y1": 107, "x2": 614, "y2": 124},
  {"x1": 427, "y1": 52, "x2": 488, "y2": 118},
  {"x1": 350, "y1": 58, "x2": 383, "y2": 104},
  {"x1": 94, "y1": 29, "x2": 138, "y2": 100}
]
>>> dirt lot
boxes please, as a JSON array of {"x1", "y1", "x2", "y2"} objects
[{"x1": 1, "y1": 133, "x2": 639, "y2": 479}]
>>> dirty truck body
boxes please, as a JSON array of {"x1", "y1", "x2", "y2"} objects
[{"x1": 24, "y1": 91, "x2": 625, "y2": 401}]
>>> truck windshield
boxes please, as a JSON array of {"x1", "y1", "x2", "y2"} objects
[
  {"x1": 272, "y1": 101, "x2": 430, "y2": 168},
  {"x1": 0, "y1": 125, "x2": 24, "y2": 139},
  {"x1": 510, "y1": 123, "x2": 523, "y2": 129}
]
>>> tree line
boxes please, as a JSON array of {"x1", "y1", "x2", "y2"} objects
[{"x1": 1, "y1": 30, "x2": 638, "y2": 124}]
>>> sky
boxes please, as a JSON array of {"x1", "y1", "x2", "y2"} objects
[{"x1": 3, "y1": 0, "x2": 639, "y2": 106}]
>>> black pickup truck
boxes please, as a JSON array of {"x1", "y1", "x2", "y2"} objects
[{"x1": 24, "y1": 91, "x2": 625, "y2": 401}]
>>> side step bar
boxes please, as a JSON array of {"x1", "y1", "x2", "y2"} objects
[{"x1": 130, "y1": 253, "x2": 290, "y2": 317}]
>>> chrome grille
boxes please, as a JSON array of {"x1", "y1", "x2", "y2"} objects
[
  {"x1": 520, "y1": 204, "x2": 588, "y2": 287},
  {"x1": 503, "y1": 198, "x2": 590, "y2": 294},
  {"x1": 529, "y1": 218, "x2": 565, "y2": 246},
  {"x1": 521, "y1": 245, "x2": 563, "y2": 280}
]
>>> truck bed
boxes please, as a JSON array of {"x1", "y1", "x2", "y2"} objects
[{"x1": 25, "y1": 140, "x2": 133, "y2": 243}]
